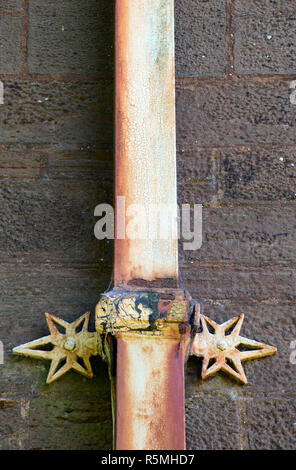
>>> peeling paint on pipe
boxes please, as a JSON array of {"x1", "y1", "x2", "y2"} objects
[
  {"x1": 116, "y1": 335, "x2": 187, "y2": 450},
  {"x1": 96, "y1": 289, "x2": 193, "y2": 450},
  {"x1": 107, "y1": 0, "x2": 190, "y2": 450},
  {"x1": 114, "y1": 0, "x2": 178, "y2": 286}
]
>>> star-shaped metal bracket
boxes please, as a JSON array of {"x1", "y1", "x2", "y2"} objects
[
  {"x1": 13, "y1": 312, "x2": 98, "y2": 384},
  {"x1": 191, "y1": 314, "x2": 277, "y2": 385}
]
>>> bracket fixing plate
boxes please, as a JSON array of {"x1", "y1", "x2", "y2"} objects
[{"x1": 191, "y1": 314, "x2": 277, "y2": 385}]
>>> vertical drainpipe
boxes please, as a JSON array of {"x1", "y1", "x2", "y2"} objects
[
  {"x1": 12, "y1": 0, "x2": 277, "y2": 449},
  {"x1": 96, "y1": 0, "x2": 194, "y2": 450},
  {"x1": 114, "y1": 0, "x2": 178, "y2": 283}
]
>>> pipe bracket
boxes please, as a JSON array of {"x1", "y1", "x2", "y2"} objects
[
  {"x1": 191, "y1": 313, "x2": 277, "y2": 385},
  {"x1": 13, "y1": 312, "x2": 99, "y2": 384}
]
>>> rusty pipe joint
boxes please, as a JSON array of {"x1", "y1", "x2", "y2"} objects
[
  {"x1": 96, "y1": 287, "x2": 198, "y2": 450},
  {"x1": 96, "y1": 288, "x2": 196, "y2": 341}
]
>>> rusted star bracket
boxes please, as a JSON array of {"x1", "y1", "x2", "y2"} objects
[
  {"x1": 13, "y1": 312, "x2": 98, "y2": 384},
  {"x1": 191, "y1": 314, "x2": 277, "y2": 385},
  {"x1": 13, "y1": 288, "x2": 194, "y2": 384},
  {"x1": 13, "y1": 301, "x2": 276, "y2": 386}
]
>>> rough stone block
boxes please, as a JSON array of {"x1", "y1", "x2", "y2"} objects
[
  {"x1": 0, "y1": 178, "x2": 113, "y2": 265},
  {"x1": 247, "y1": 399, "x2": 296, "y2": 449},
  {"x1": 185, "y1": 393, "x2": 240, "y2": 449},
  {"x1": 181, "y1": 266, "x2": 296, "y2": 302},
  {"x1": 28, "y1": 360, "x2": 112, "y2": 450},
  {"x1": 0, "y1": 17, "x2": 22, "y2": 74},
  {"x1": 0, "y1": 148, "x2": 45, "y2": 178},
  {"x1": 234, "y1": 9, "x2": 296, "y2": 75},
  {"x1": 179, "y1": 203, "x2": 296, "y2": 267},
  {"x1": 0, "y1": 398, "x2": 29, "y2": 450},
  {"x1": 176, "y1": 80, "x2": 296, "y2": 149},
  {"x1": 28, "y1": 0, "x2": 114, "y2": 75},
  {"x1": 177, "y1": 149, "x2": 218, "y2": 204},
  {"x1": 0, "y1": 359, "x2": 112, "y2": 449},
  {"x1": 234, "y1": 0, "x2": 296, "y2": 16},
  {"x1": 0, "y1": 356, "x2": 50, "y2": 398},
  {"x1": 220, "y1": 147, "x2": 296, "y2": 200},
  {"x1": 0, "y1": 0, "x2": 22, "y2": 13},
  {"x1": 0, "y1": 80, "x2": 113, "y2": 146},
  {"x1": 175, "y1": 0, "x2": 227, "y2": 78}
]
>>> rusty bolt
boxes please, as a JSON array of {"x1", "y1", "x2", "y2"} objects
[
  {"x1": 216, "y1": 339, "x2": 228, "y2": 352},
  {"x1": 64, "y1": 338, "x2": 76, "y2": 351}
]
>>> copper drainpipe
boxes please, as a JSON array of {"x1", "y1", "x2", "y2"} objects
[{"x1": 96, "y1": 0, "x2": 194, "y2": 450}]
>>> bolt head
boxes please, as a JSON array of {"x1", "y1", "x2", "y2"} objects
[
  {"x1": 216, "y1": 339, "x2": 228, "y2": 351},
  {"x1": 64, "y1": 338, "x2": 76, "y2": 351}
]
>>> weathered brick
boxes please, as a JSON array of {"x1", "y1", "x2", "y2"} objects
[
  {"x1": 179, "y1": 203, "x2": 296, "y2": 267},
  {"x1": 28, "y1": 0, "x2": 114, "y2": 75},
  {"x1": 234, "y1": 9, "x2": 296, "y2": 75},
  {"x1": 186, "y1": 302, "x2": 296, "y2": 394},
  {"x1": 175, "y1": 0, "x2": 227, "y2": 78},
  {"x1": 0, "y1": 266, "x2": 112, "y2": 349},
  {"x1": 0, "y1": 178, "x2": 113, "y2": 265},
  {"x1": 176, "y1": 80, "x2": 296, "y2": 149},
  {"x1": 0, "y1": 149, "x2": 45, "y2": 178},
  {"x1": 177, "y1": 149, "x2": 218, "y2": 204},
  {"x1": 28, "y1": 360, "x2": 112, "y2": 450},
  {"x1": 181, "y1": 266, "x2": 296, "y2": 302},
  {"x1": 0, "y1": 17, "x2": 22, "y2": 74},
  {"x1": 0, "y1": 1, "x2": 22, "y2": 13},
  {"x1": 220, "y1": 147, "x2": 296, "y2": 200},
  {"x1": 185, "y1": 393, "x2": 240, "y2": 449},
  {"x1": 0, "y1": 80, "x2": 113, "y2": 146},
  {"x1": 247, "y1": 398, "x2": 296, "y2": 449},
  {"x1": 0, "y1": 398, "x2": 29, "y2": 450},
  {"x1": 234, "y1": 0, "x2": 296, "y2": 18}
]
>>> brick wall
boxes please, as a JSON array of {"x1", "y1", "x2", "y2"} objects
[
  {"x1": 0, "y1": 0, "x2": 114, "y2": 450},
  {"x1": 176, "y1": 0, "x2": 296, "y2": 450},
  {"x1": 0, "y1": 0, "x2": 295, "y2": 450}
]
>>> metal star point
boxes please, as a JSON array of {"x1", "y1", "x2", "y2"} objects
[
  {"x1": 191, "y1": 314, "x2": 277, "y2": 385},
  {"x1": 13, "y1": 312, "x2": 98, "y2": 384}
]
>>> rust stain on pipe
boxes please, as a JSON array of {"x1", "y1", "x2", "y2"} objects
[
  {"x1": 116, "y1": 336, "x2": 186, "y2": 450},
  {"x1": 96, "y1": 289, "x2": 194, "y2": 450},
  {"x1": 103, "y1": 0, "x2": 191, "y2": 451},
  {"x1": 114, "y1": 0, "x2": 178, "y2": 285}
]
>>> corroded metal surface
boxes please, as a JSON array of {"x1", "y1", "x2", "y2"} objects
[
  {"x1": 96, "y1": 288, "x2": 192, "y2": 338},
  {"x1": 191, "y1": 314, "x2": 277, "y2": 385},
  {"x1": 96, "y1": 288, "x2": 195, "y2": 450},
  {"x1": 114, "y1": 0, "x2": 178, "y2": 285},
  {"x1": 13, "y1": 312, "x2": 98, "y2": 384},
  {"x1": 116, "y1": 336, "x2": 186, "y2": 450},
  {"x1": 108, "y1": 0, "x2": 192, "y2": 449}
]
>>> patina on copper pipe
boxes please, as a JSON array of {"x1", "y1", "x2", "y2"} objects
[
  {"x1": 116, "y1": 334, "x2": 186, "y2": 450},
  {"x1": 96, "y1": 0, "x2": 192, "y2": 450},
  {"x1": 114, "y1": 0, "x2": 178, "y2": 286},
  {"x1": 96, "y1": 288, "x2": 194, "y2": 450}
]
